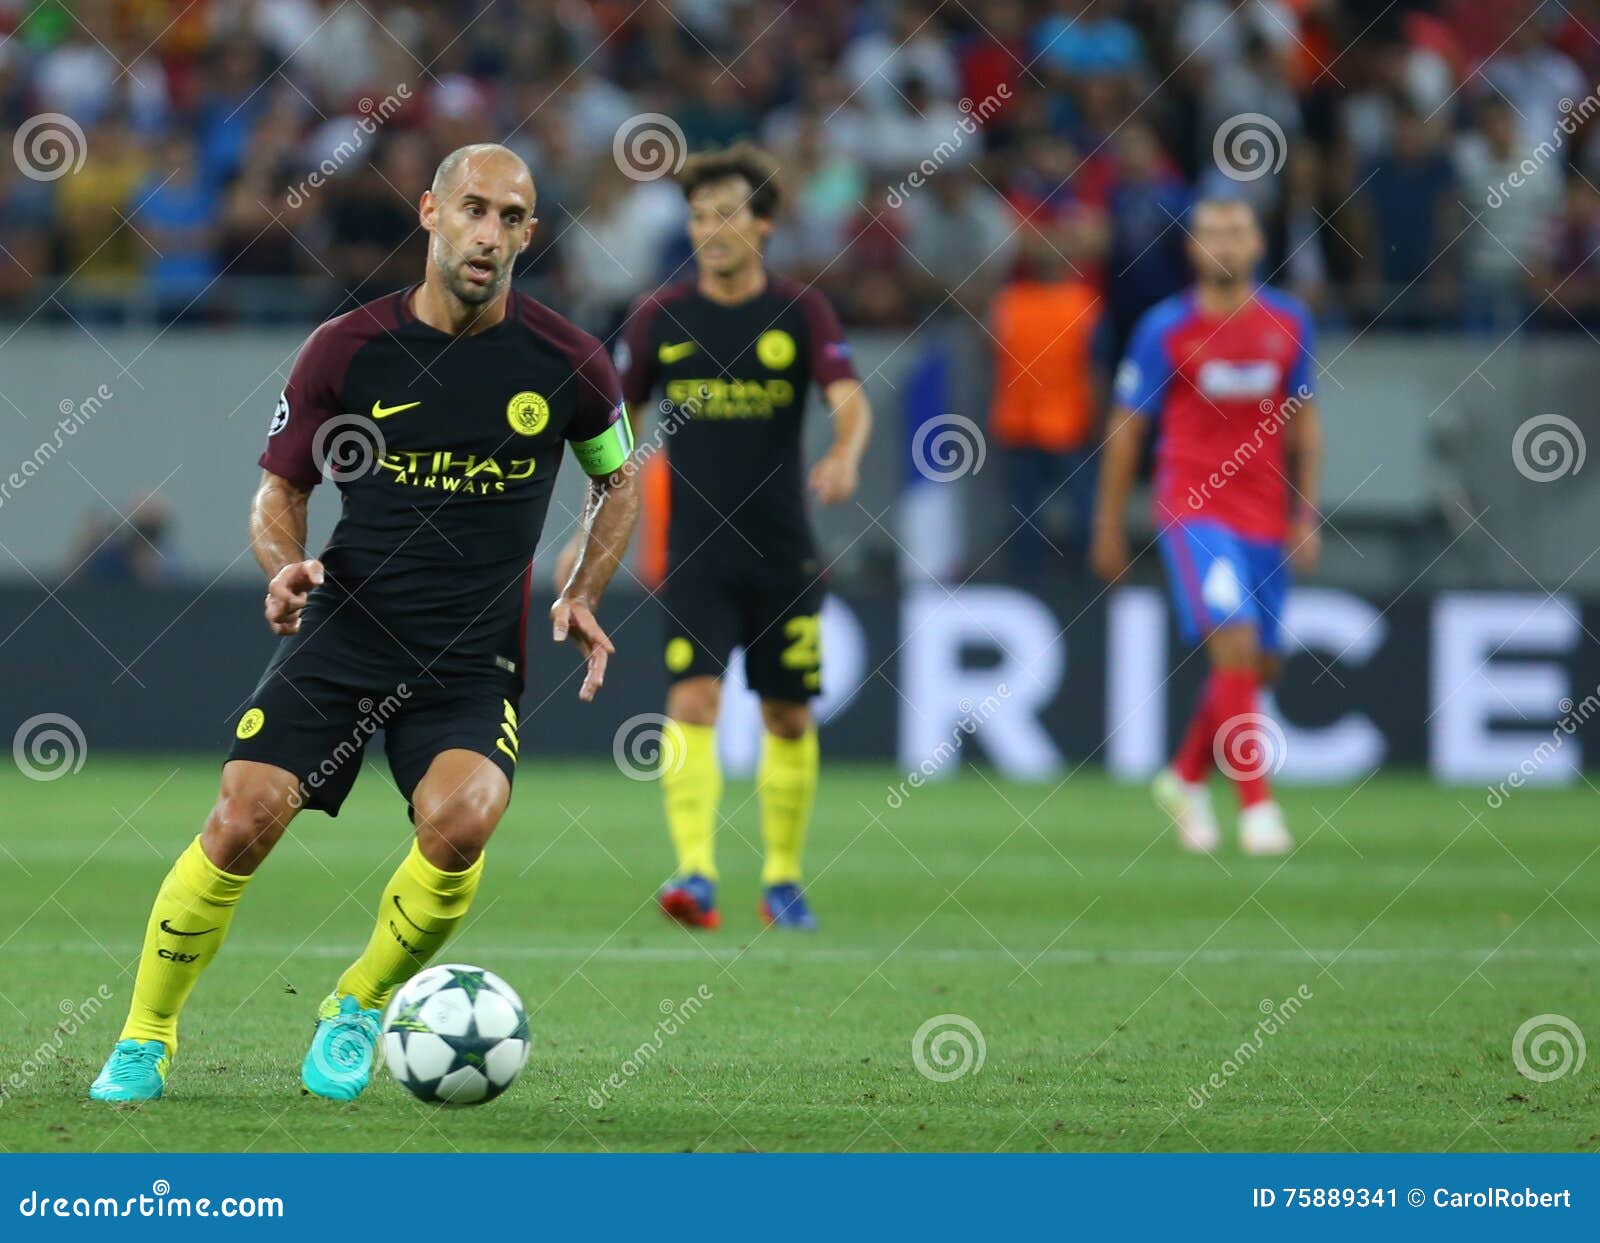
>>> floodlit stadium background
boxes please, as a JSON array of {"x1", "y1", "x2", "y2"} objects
[{"x1": 0, "y1": 0, "x2": 1595, "y2": 784}]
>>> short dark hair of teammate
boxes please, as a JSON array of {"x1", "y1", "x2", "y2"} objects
[
  {"x1": 1094, "y1": 194, "x2": 1323, "y2": 858},
  {"x1": 87, "y1": 142, "x2": 641, "y2": 1106},
  {"x1": 676, "y1": 142, "x2": 784, "y2": 220}
]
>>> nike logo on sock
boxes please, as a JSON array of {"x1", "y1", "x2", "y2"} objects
[
  {"x1": 391, "y1": 894, "x2": 444, "y2": 936},
  {"x1": 159, "y1": 918, "x2": 219, "y2": 937}
]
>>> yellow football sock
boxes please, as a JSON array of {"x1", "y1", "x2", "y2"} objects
[
  {"x1": 661, "y1": 720, "x2": 721, "y2": 881},
  {"x1": 758, "y1": 727, "x2": 819, "y2": 885},
  {"x1": 121, "y1": 836, "x2": 251, "y2": 1052},
  {"x1": 336, "y1": 841, "x2": 483, "y2": 1012}
]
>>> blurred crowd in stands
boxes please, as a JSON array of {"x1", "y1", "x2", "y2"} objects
[{"x1": 1, "y1": 0, "x2": 1599, "y2": 340}]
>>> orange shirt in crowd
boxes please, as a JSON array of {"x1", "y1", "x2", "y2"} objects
[{"x1": 989, "y1": 279, "x2": 1102, "y2": 453}]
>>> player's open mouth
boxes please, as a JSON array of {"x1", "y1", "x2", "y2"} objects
[{"x1": 464, "y1": 258, "x2": 496, "y2": 284}]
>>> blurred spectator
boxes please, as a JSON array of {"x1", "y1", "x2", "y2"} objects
[
  {"x1": 1003, "y1": 131, "x2": 1110, "y2": 273},
  {"x1": 957, "y1": 0, "x2": 1026, "y2": 127},
  {"x1": 1480, "y1": 19, "x2": 1586, "y2": 151},
  {"x1": 842, "y1": 3, "x2": 959, "y2": 112},
  {"x1": 1536, "y1": 178, "x2": 1600, "y2": 330},
  {"x1": 1177, "y1": 0, "x2": 1300, "y2": 68},
  {"x1": 194, "y1": 38, "x2": 274, "y2": 187},
  {"x1": 0, "y1": 0, "x2": 1583, "y2": 339},
  {"x1": 67, "y1": 494, "x2": 186, "y2": 587},
  {"x1": 869, "y1": 74, "x2": 969, "y2": 173},
  {"x1": 0, "y1": 149, "x2": 53, "y2": 305},
  {"x1": 1264, "y1": 145, "x2": 1338, "y2": 318},
  {"x1": 1104, "y1": 120, "x2": 1190, "y2": 357},
  {"x1": 901, "y1": 167, "x2": 1016, "y2": 312},
  {"x1": 32, "y1": 14, "x2": 168, "y2": 132},
  {"x1": 1030, "y1": 0, "x2": 1144, "y2": 80},
  {"x1": 987, "y1": 229, "x2": 1103, "y2": 582},
  {"x1": 1358, "y1": 104, "x2": 1456, "y2": 327},
  {"x1": 54, "y1": 114, "x2": 147, "y2": 317},
  {"x1": 766, "y1": 111, "x2": 865, "y2": 282},
  {"x1": 563, "y1": 156, "x2": 683, "y2": 337},
  {"x1": 132, "y1": 133, "x2": 221, "y2": 321},
  {"x1": 324, "y1": 140, "x2": 427, "y2": 305},
  {"x1": 1455, "y1": 95, "x2": 1558, "y2": 330},
  {"x1": 1197, "y1": 30, "x2": 1302, "y2": 213}
]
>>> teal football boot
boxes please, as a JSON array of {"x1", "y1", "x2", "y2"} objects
[
  {"x1": 89, "y1": 1038, "x2": 171, "y2": 1102},
  {"x1": 300, "y1": 993, "x2": 382, "y2": 1100}
]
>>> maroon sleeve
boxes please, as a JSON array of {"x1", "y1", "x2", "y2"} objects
[
  {"x1": 564, "y1": 334, "x2": 627, "y2": 444},
  {"x1": 615, "y1": 294, "x2": 660, "y2": 411},
  {"x1": 258, "y1": 320, "x2": 356, "y2": 489},
  {"x1": 798, "y1": 287, "x2": 858, "y2": 386}
]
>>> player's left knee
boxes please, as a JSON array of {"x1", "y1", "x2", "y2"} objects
[
  {"x1": 760, "y1": 700, "x2": 812, "y2": 740},
  {"x1": 413, "y1": 783, "x2": 503, "y2": 870}
]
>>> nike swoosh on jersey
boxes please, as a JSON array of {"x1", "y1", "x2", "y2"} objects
[
  {"x1": 657, "y1": 341, "x2": 698, "y2": 364},
  {"x1": 371, "y1": 399, "x2": 422, "y2": 419}
]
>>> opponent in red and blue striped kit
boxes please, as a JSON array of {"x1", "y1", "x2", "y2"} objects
[{"x1": 1094, "y1": 198, "x2": 1323, "y2": 856}]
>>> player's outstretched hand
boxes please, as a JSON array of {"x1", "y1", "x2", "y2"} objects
[
  {"x1": 1090, "y1": 527, "x2": 1129, "y2": 583},
  {"x1": 264, "y1": 558, "x2": 324, "y2": 635},
  {"x1": 551, "y1": 595, "x2": 615, "y2": 702},
  {"x1": 808, "y1": 451, "x2": 858, "y2": 505}
]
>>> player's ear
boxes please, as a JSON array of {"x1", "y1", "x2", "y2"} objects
[
  {"x1": 419, "y1": 189, "x2": 437, "y2": 234},
  {"x1": 518, "y1": 216, "x2": 538, "y2": 253}
]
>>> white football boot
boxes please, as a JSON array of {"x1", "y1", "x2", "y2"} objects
[
  {"x1": 1152, "y1": 768, "x2": 1221, "y2": 853},
  {"x1": 1239, "y1": 800, "x2": 1292, "y2": 856}
]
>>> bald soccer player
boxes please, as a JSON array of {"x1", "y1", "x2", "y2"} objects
[{"x1": 89, "y1": 145, "x2": 639, "y2": 1103}]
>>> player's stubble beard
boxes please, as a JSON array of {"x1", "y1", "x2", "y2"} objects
[{"x1": 432, "y1": 236, "x2": 509, "y2": 310}]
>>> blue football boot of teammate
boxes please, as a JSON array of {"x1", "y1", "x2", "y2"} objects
[
  {"x1": 88, "y1": 1038, "x2": 171, "y2": 1102},
  {"x1": 760, "y1": 882, "x2": 818, "y2": 931},
  {"x1": 301, "y1": 993, "x2": 383, "y2": 1100},
  {"x1": 658, "y1": 874, "x2": 720, "y2": 929}
]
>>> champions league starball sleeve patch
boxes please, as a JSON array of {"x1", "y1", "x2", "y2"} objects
[{"x1": 570, "y1": 405, "x2": 633, "y2": 476}]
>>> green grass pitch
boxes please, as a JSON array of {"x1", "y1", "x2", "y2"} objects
[{"x1": 0, "y1": 757, "x2": 1595, "y2": 1153}]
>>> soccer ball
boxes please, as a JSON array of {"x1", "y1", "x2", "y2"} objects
[{"x1": 382, "y1": 963, "x2": 530, "y2": 1104}]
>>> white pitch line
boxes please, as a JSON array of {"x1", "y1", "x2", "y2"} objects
[{"x1": 20, "y1": 943, "x2": 1600, "y2": 966}]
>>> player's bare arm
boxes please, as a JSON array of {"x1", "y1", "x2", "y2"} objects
[
  {"x1": 1286, "y1": 398, "x2": 1323, "y2": 573},
  {"x1": 250, "y1": 469, "x2": 322, "y2": 635},
  {"x1": 809, "y1": 377, "x2": 872, "y2": 505},
  {"x1": 1090, "y1": 405, "x2": 1146, "y2": 583},
  {"x1": 553, "y1": 465, "x2": 641, "y2": 702}
]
